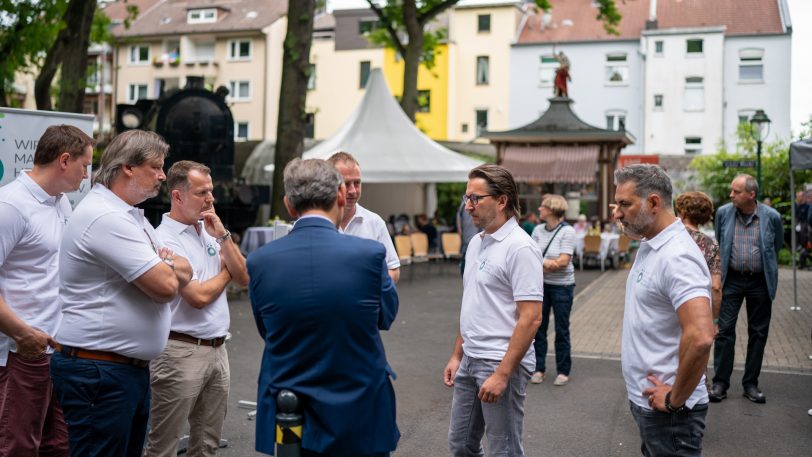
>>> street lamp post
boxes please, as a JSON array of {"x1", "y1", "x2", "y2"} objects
[{"x1": 749, "y1": 109, "x2": 771, "y2": 195}]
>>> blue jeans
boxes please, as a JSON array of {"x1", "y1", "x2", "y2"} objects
[
  {"x1": 629, "y1": 401, "x2": 708, "y2": 457},
  {"x1": 533, "y1": 283, "x2": 574, "y2": 375},
  {"x1": 448, "y1": 355, "x2": 531, "y2": 457},
  {"x1": 50, "y1": 352, "x2": 151, "y2": 457}
]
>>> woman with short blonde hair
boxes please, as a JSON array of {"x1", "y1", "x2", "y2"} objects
[{"x1": 530, "y1": 194, "x2": 576, "y2": 386}]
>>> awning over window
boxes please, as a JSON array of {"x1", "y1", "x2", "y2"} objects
[{"x1": 501, "y1": 145, "x2": 599, "y2": 183}]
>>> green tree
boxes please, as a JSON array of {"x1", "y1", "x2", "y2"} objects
[
  {"x1": 0, "y1": 0, "x2": 67, "y2": 106},
  {"x1": 690, "y1": 118, "x2": 812, "y2": 225},
  {"x1": 365, "y1": 0, "x2": 620, "y2": 122},
  {"x1": 35, "y1": 0, "x2": 97, "y2": 113}
]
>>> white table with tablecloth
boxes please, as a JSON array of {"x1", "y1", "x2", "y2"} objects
[
  {"x1": 240, "y1": 224, "x2": 293, "y2": 256},
  {"x1": 574, "y1": 232, "x2": 620, "y2": 261}
]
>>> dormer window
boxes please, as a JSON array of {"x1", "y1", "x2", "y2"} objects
[{"x1": 188, "y1": 8, "x2": 217, "y2": 24}]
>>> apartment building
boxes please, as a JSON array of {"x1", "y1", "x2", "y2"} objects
[
  {"x1": 307, "y1": 9, "x2": 385, "y2": 140},
  {"x1": 447, "y1": 0, "x2": 524, "y2": 142},
  {"x1": 510, "y1": 0, "x2": 792, "y2": 155},
  {"x1": 113, "y1": 0, "x2": 287, "y2": 141},
  {"x1": 308, "y1": 7, "x2": 451, "y2": 141}
]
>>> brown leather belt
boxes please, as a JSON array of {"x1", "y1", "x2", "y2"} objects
[
  {"x1": 168, "y1": 331, "x2": 227, "y2": 347},
  {"x1": 53, "y1": 343, "x2": 149, "y2": 368}
]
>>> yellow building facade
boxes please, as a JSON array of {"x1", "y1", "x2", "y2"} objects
[{"x1": 382, "y1": 44, "x2": 449, "y2": 140}]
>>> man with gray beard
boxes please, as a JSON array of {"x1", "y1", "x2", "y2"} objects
[{"x1": 613, "y1": 164, "x2": 715, "y2": 457}]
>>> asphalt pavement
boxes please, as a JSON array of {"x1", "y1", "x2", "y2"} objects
[{"x1": 215, "y1": 263, "x2": 812, "y2": 456}]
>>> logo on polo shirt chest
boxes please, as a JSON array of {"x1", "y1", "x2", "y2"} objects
[{"x1": 207, "y1": 243, "x2": 217, "y2": 256}]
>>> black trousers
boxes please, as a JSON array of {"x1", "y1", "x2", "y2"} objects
[{"x1": 712, "y1": 270, "x2": 772, "y2": 389}]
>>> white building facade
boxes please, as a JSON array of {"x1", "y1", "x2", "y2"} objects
[{"x1": 509, "y1": 0, "x2": 792, "y2": 156}]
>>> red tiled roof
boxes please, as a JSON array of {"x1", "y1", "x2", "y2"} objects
[
  {"x1": 102, "y1": 0, "x2": 162, "y2": 35},
  {"x1": 517, "y1": 0, "x2": 786, "y2": 44},
  {"x1": 116, "y1": 0, "x2": 287, "y2": 38}
]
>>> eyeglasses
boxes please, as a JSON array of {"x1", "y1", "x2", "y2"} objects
[{"x1": 462, "y1": 193, "x2": 494, "y2": 206}]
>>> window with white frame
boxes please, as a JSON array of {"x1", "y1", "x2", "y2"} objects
[
  {"x1": 235, "y1": 122, "x2": 249, "y2": 141},
  {"x1": 538, "y1": 55, "x2": 558, "y2": 87},
  {"x1": 654, "y1": 94, "x2": 663, "y2": 109},
  {"x1": 188, "y1": 8, "x2": 217, "y2": 24},
  {"x1": 127, "y1": 84, "x2": 148, "y2": 103},
  {"x1": 739, "y1": 48, "x2": 764, "y2": 82},
  {"x1": 228, "y1": 40, "x2": 252, "y2": 60},
  {"x1": 129, "y1": 45, "x2": 150, "y2": 64},
  {"x1": 228, "y1": 81, "x2": 251, "y2": 101},
  {"x1": 684, "y1": 137, "x2": 702, "y2": 154},
  {"x1": 478, "y1": 14, "x2": 491, "y2": 33},
  {"x1": 193, "y1": 41, "x2": 215, "y2": 62},
  {"x1": 476, "y1": 56, "x2": 490, "y2": 85},
  {"x1": 605, "y1": 53, "x2": 628, "y2": 84},
  {"x1": 654, "y1": 40, "x2": 664, "y2": 56},
  {"x1": 307, "y1": 64, "x2": 316, "y2": 90},
  {"x1": 475, "y1": 109, "x2": 488, "y2": 135},
  {"x1": 686, "y1": 38, "x2": 703, "y2": 54},
  {"x1": 683, "y1": 76, "x2": 704, "y2": 111},
  {"x1": 359, "y1": 61, "x2": 371, "y2": 88},
  {"x1": 605, "y1": 110, "x2": 626, "y2": 131},
  {"x1": 738, "y1": 109, "x2": 757, "y2": 125}
]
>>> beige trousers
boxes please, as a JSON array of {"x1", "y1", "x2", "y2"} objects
[{"x1": 144, "y1": 339, "x2": 230, "y2": 457}]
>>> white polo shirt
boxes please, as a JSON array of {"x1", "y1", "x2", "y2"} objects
[
  {"x1": 55, "y1": 185, "x2": 170, "y2": 361},
  {"x1": 622, "y1": 219, "x2": 711, "y2": 409},
  {"x1": 460, "y1": 217, "x2": 544, "y2": 372},
  {"x1": 0, "y1": 171, "x2": 71, "y2": 365},
  {"x1": 156, "y1": 214, "x2": 229, "y2": 339},
  {"x1": 340, "y1": 204, "x2": 400, "y2": 270}
]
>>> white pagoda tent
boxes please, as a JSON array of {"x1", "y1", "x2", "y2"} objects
[{"x1": 263, "y1": 69, "x2": 482, "y2": 218}]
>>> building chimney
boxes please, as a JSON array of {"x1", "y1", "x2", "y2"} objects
[{"x1": 646, "y1": 0, "x2": 658, "y2": 30}]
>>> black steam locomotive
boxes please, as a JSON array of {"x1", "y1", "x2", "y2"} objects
[{"x1": 115, "y1": 77, "x2": 262, "y2": 233}]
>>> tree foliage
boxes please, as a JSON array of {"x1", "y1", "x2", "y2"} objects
[
  {"x1": 690, "y1": 118, "x2": 812, "y2": 224},
  {"x1": 0, "y1": 0, "x2": 68, "y2": 106}
]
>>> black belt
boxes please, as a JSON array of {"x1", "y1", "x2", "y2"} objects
[{"x1": 730, "y1": 269, "x2": 762, "y2": 276}]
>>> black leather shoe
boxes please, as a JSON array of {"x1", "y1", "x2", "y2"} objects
[
  {"x1": 743, "y1": 384, "x2": 766, "y2": 403},
  {"x1": 708, "y1": 383, "x2": 727, "y2": 402}
]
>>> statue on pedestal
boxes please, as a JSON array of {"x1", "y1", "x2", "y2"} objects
[{"x1": 553, "y1": 51, "x2": 571, "y2": 98}]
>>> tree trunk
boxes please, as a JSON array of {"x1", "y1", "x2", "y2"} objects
[
  {"x1": 58, "y1": 0, "x2": 96, "y2": 112},
  {"x1": 35, "y1": 36, "x2": 64, "y2": 110},
  {"x1": 270, "y1": 0, "x2": 316, "y2": 219},
  {"x1": 399, "y1": 0, "x2": 423, "y2": 122},
  {"x1": 35, "y1": 0, "x2": 96, "y2": 112}
]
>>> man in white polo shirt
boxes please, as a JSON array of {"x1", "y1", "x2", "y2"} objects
[
  {"x1": 443, "y1": 164, "x2": 543, "y2": 457},
  {"x1": 51, "y1": 130, "x2": 192, "y2": 457},
  {"x1": 0, "y1": 125, "x2": 94, "y2": 456},
  {"x1": 145, "y1": 161, "x2": 248, "y2": 457},
  {"x1": 613, "y1": 164, "x2": 715, "y2": 457},
  {"x1": 327, "y1": 151, "x2": 400, "y2": 283}
]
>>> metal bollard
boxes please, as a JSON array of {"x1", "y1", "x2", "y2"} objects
[{"x1": 276, "y1": 389, "x2": 302, "y2": 457}]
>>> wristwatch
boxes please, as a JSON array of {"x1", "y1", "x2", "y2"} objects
[
  {"x1": 665, "y1": 391, "x2": 687, "y2": 413},
  {"x1": 215, "y1": 229, "x2": 231, "y2": 244}
]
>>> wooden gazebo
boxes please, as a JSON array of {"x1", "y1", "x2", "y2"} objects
[{"x1": 483, "y1": 97, "x2": 635, "y2": 220}]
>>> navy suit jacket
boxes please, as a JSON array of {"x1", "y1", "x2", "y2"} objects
[
  {"x1": 715, "y1": 202, "x2": 783, "y2": 300},
  {"x1": 247, "y1": 216, "x2": 400, "y2": 456}
]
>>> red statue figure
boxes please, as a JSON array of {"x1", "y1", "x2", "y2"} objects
[{"x1": 553, "y1": 51, "x2": 571, "y2": 98}]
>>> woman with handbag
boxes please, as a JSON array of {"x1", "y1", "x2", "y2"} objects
[{"x1": 530, "y1": 194, "x2": 576, "y2": 386}]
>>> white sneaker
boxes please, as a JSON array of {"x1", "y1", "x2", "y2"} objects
[
  {"x1": 553, "y1": 374, "x2": 569, "y2": 386},
  {"x1": 530, "y1": 372, "x2": 545, "y2": 384}
]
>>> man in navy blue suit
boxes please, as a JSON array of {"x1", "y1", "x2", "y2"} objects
[{"x1": 247, "y1": 158, "x2": 400, "y2": 457}]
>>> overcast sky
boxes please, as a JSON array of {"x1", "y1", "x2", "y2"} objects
[{"x1": 329, "y1": 0, "x2": 812, "y2": 138}]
